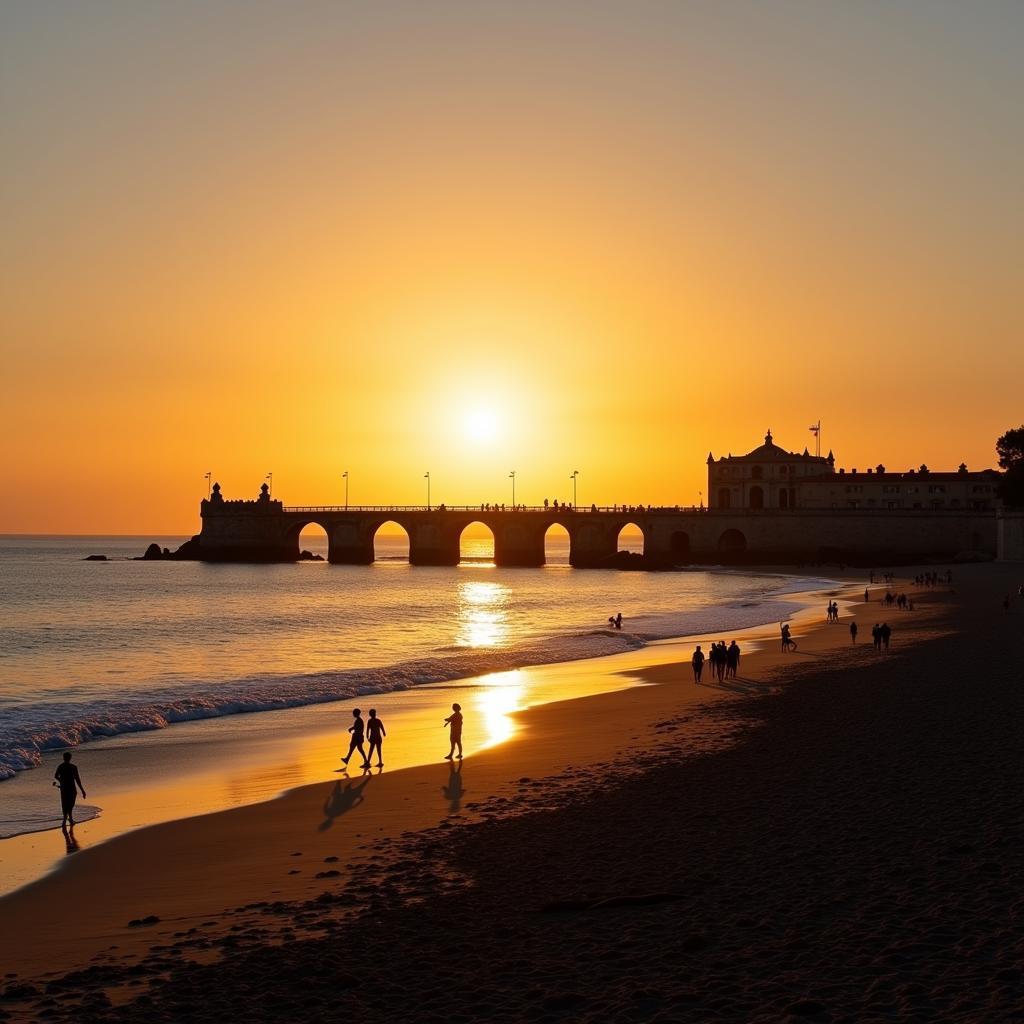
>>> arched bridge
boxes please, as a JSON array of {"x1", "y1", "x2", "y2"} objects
[
  {"x1": 183, "y1": 485, "x2": 996, "y2": 567},
  {"x1": 197, "y1": 494, "x2": 700, "y2": 567}
]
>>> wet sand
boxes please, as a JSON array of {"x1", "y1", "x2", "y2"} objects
[{"x1": 2, "y1": 565, "x2": 1021, "y2": 1022}]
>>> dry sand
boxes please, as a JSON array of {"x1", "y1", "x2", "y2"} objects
[{"x1": 1, "y1": 564, "x2": 1022, "y2": 1022}]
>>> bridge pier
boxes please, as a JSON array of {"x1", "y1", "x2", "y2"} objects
[
  {"x1": 408, "y1": 522, "x2": 460, "y2": 566},
  {"x1": 325, "y1": 521, "x2": 374, "y2": 564},
  {"x1": 567, "y1": 521, "x2": 619, "y2": 567},
  {"x1": 494, "y1": 522, "x2": 546, "y2": 567}
]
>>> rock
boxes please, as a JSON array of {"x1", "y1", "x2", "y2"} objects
[
  {"x1": 83, "y1": 554, "x2": 108, "y2": 561},
  {"x1": 140, "y1": 543, "x2": 164, "y2": 560},
  {"x1": 298, "y1": 550, "x2": 325, "y2": 561}
]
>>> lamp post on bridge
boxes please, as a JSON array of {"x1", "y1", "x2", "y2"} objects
[
  {"x1": 204, "y1": 471, "x2": 212, "y2": 499},
  {"x1": 266, "y1": 472, "x2": 273, "y2": 497},
  {"x1": 570, "y1": 469, "x2": 579, "y2": 510},
  {"x1": 343, "y1": 471, "x2": 349, "y2": 510},
  {"x1": 509, "y1": 470, "x2": 516, "y2": 508},
  {"x1": 424, "y1": 471, "x2": 430, "y2": 510}
]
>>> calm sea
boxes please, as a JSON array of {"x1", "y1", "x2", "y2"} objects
[{"x1": 0, "y1": 534, "x2": 822, "y2": 789}]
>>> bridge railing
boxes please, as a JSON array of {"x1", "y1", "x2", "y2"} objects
[{"x1": 281, "y1": 504, "x2": 706, "y2": 514}]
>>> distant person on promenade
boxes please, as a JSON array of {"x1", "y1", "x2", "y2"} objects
[
  {"x1": 54, "y1": 751, "x2": 86, "y2": 827},
  {"x1": 726, "y1": 640, "x2": 741, "y2": 678},
  {"x1": 444, "y1": 703, "x2": 464, "y2": 761},
  {"x1": 850, "y1": 621, "x2": 858, "y2": 644},
  {"x1": 366, "y1": 708, "x2": 386, "y2": 768},
  {"x1": 691, "y1": 645, "x2": 705, "y2": 683},
  {"x1": 342, "y1": 708, "x2": 370, "y2": 769}
]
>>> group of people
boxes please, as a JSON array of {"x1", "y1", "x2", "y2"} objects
[
  {"x1": 340, "y1": 703, "x2": 465, "y2": 769},
  {"x1": 915, "y1": 570, "x2": 952, "y2": 587},
  {"x1": 880, "y1": 591, "x2": 913, "y2": 610},
  {"x1": 825, "y1": 600, "x2": 840, "y2": 622},
  {"x1": 870, "y1": 622, "x2": 893, "y2": 650},
  {"x1": 690, "y1": 640, "x2": 741, "y2": 683},
  {"x1": 606, "y1": 612, "x2": 624, "y2": 630}
]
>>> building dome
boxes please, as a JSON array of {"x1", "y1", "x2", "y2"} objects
[{"x1": 742, "y1": 429, "x2": 794, "y2": 461}]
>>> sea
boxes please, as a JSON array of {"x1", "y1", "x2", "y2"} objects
[{"x1": 0, "y1": 533, "x2": 828, "y2": 841}]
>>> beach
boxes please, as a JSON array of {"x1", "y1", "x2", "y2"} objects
[{"x1": 2, "y1": 563, "x2": 1022, "y2": 1021}]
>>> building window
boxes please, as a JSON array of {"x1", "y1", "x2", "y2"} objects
[{"x1": 751, "y1": 466, "x2": 763, "y2": 480}]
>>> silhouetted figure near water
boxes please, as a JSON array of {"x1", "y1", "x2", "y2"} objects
[
  {"x1": 691, "y1": 645, "x2": 704, "y2": 683},
  {"x1": 726, "y1": 640, "x2": 740, "y2": 678},
  {"x1": 342, "y1": 708, "x2": 370, "y2": 768},
  {"x1": 780, "y1": 622, "x2": 795, "y2": 652},
  {"x1": 850, "y1": 621, "x2": 858, "y2": 643},
  {"x1": 366, "y1": 708, "x2": 386, "y2": 768},
  {"x1": 864, "y1": 588, "x2": 869, "y2": 603},
  {"x1": 615, "y1": 612, "x2": 623, "y2": 630},
  {"x1": 54, "y1": 752, "x2": 86, "y2": 827},
  {"x1": 444, "y1": 703, "x2": 464, "y2": 760}
]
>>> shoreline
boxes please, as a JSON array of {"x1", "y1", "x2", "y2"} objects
[
  {"x1": 0, "y1": 574, "x2": 834, "y2": 874},
  {"x1": 0, "y1": 574, "x2": 871, "y2": 984}
]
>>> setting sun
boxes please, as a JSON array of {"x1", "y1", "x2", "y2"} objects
[{"x1": 463, "y1": 408, "x2": 500, "y2": 445}]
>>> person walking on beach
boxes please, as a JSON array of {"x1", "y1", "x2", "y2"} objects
[
  {"x1": 54, "y1": 751, "x2": 86, "y2": 827},
  {"x1": 780, "y1": 622, "x2": 795, "y2": 652},
  {"x1": 871, "y1": 623, "x2": 881, "y2": 650},
  {"x1": 342, "y1": 708, "x2": 370, "y2": 769},
  {"x1": 850, "y1": 621, "x2": 858, "y2": 644},
  {"x1": 881, "y1": 623, "x2": 892, "y2": 650},
  {"x1": 444, "y1": 703, "x2": 464, "y2": 760},
  {"x1": 366, "y1": 708, "x2": 386, "y2": 768},
  {"x1": 726, "y1": 640, "x2": 741, "y2": 679},
  {"x1": 691, "y1": 645, "x2": 705, "y2": 683},
  {"x1": 864, "y1": 588, "x2": 869, "y2": 603}
]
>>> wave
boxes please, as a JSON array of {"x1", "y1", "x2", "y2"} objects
[{"x1": 0, "y1": 596, "x2": 809, "y2": 782}]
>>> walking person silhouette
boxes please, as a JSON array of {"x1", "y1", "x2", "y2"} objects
[
  {"x1": 366, "y1": 708, "x2": 386, "y2": 768},
  {"x1": 691, "y1": 645, "x2": 705, "y2": 683},
  {"x1": 444, "y1": 703, "x2": 464, "y2": 761},
  {"x1": 342, "y1": 708, "x2": 370, "y2": 769},
  {"x1": 53, "y1": 751, "x2": 86, "y2": 827}
]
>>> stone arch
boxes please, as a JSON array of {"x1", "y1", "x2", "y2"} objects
[
  {"x1": 289, "y1": 521, "x2": 330, "y2": 562},
  {"x1": 543, "y1": 522, "x2": 572, "y2": 566},
  {"x1": 615, "y1": 522, "x2": 645, "y2": 556},
  {"x1": 749, "y1": 486, "x2": 764, "y2": 510},
  {"x1": 670, "y1": 531, "x2": 690, "y2": 563},
  {"x1": 718, "y1": 528, "x2": 747, "y2": 559},
  {"x1": 718, "y1": 488, "x2": 731, "y2": 509},
  {"x1": 459, "y1": 521, "x2": 495, "y2": 564},
  {"x1": 373, "y1": 520, "x2": 411, "y2": 562}
]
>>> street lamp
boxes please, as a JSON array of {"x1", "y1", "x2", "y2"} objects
[
  {"x1": 570, "y1": 469, "x2": 579, "y2": 510},
  {"x1": 343, "y1": 471, "x2": 349, "y2": 510},
  {"x1": 204, "y1": 471, "x2": 212, "y2": 499},
  {"x1": 265, "y1": 472, "x2": 273, "y2": 497},
  {"x1": 699, "y1": 489, "x2": 703, "y2": 510},
  {"x1": 424, "y1": 471, "x2": 430, "y2": 510},
  {"x1": 509, "y1": 470, "x2": 516, "y2": 508}
]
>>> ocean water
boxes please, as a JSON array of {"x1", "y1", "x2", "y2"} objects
[{"x1": 0, "y1": 534, "x2": 824, "y2": 791}]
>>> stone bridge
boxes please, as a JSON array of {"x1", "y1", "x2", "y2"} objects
[{"x1": 183, "y1": 484, "x2": 997, "y2": 567}]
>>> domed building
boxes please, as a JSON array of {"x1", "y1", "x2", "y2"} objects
[{"x1": 707, "y1": 430, "x2": 833, "y2": 510}]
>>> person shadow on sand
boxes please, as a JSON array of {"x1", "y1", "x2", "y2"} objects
[
  {"x1": 318, "y1": 777, "x2": 371, "y2": 832},
  {"x1": 60, "y1": 823, "x2": 80, "y2": 855},
  {"x1": 442, "y1": 761, "x2": 465, "y2": 814}
]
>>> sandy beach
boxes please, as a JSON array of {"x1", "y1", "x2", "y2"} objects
[{"x1": 2, "y1": 563, "x2": 1022, "y2": 1022}]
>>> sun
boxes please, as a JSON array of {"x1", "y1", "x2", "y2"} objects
[{"x1": 463, "y1": 408, "x2": 500, "y2": 444}]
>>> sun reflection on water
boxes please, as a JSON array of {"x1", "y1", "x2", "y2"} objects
[
  {"x1": 472, "y1": 670, "x2": 526, "y2": 748},
  {"x1": 456, "y1": 580, "x2": 510, "y2": 648}
]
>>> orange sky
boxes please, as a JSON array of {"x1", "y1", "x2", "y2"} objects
[{"x1": 2, "y1": 2, "x2": 1021, "y2": 534}]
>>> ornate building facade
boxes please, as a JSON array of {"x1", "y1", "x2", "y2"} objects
[{"x1": 708, "y1": 431, "x2": 1000, "y2": 513}]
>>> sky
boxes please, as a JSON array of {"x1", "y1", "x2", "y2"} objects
[{"x1": 2, "y1": 0, "x2": 1022, "y2": 534}]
